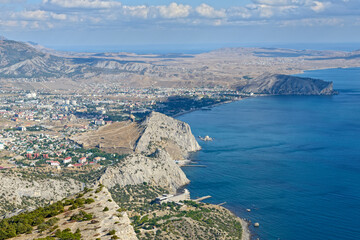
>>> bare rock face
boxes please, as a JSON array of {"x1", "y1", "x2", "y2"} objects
[
  {"x1": 237, "y1": 73, "x2": 336, "y2": 95},
  {"x1": 135, "y1": 112, "x2": 201, "y2": 159},
  {"x1": 0, "y1": 172, "x2": 83, "y2": 216},
  {"x1": 100, "y1": 149, "x2": 189, "y2": 192}
]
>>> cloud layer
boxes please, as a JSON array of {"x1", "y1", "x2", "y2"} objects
[{"x1": 0, "y1": 0, "x2": 359, "y2": 30}]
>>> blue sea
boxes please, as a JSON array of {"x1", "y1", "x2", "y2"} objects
[{"x1": 177, "y1": 68, "x2": 360, "y2": 240}]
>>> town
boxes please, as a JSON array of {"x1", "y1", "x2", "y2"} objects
[{"x1": 0, "y1": 87, "x2": 242, "y2": 172}]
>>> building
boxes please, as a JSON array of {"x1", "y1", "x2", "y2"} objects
[
  {"x1": 155, "y1": 189, "x2": 190, "y2": 204},
  {"x1": 78, "y1": 157, "x2": 87, "y2": 164},
  {"x1": 49, "y1": 161, "x2": 60, "y2": 166},
  {"x1": 93, "y1": 157, "x2": 105, "y2": 163},
  {"x1": 94, "y1": 120, "x2": 105, "y2": 126},
  {"x1": 26, "y1": 148, "x2": 34, "y2": 154},
  {"x1": 18, "y1": 126, "x2": 27, "y2": 131},
  {"x1": 63, "y1": 157, "x2": 72, "y2": 164},
  {"x1": 0, "y1": 142, "x2": 4, "y2": 150}
]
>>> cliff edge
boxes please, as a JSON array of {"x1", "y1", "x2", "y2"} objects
[
  {"x1": 100, "y1": 148, "x2": 189, "y2": 192},
  {"x1": 135, "y1": 112, "x2": 201, "y2": 159}
]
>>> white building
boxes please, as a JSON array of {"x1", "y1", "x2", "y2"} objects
[
  {"x1": 155, "y1": 189, "x2": 190, "y2": 204},
  {"x1": 0, "y1": 142, "x2": 4, "y2": 150},
  {"x1": 63, "y1": 157, "x2": 72, "y2": 164},
  {"x1": 78, "y1": 157, "x2": 87, "y2": 164}
]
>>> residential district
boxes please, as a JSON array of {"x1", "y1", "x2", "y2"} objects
[{"x1": 0, "y1": 87, "x2": 243, "y2": 171}]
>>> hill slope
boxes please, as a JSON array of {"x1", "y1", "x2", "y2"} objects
[{"x1": 236, "y1": 73, "x2": 336, "y2": 95}]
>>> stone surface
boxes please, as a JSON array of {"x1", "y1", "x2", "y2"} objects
[
  {"x1": 135, "y1": 112, "x2": 201, "y2": 159},
  {"x1": 0, "y1": 172, "x2": 83, "y2": 216},
  {"x1": 100, "y1": 149, "x2": 189, "y2": 192}
]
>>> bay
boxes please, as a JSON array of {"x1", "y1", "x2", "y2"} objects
[{"x1": 177, "y1": 68, "x2": 360, "y2": 240}]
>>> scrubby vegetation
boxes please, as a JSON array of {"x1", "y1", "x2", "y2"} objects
[
  {"x1": 110, "y1": 183, "x2": 243, "y2": 240},
  {"x1": 0, "y1": 190, "x2": 94, "y2": 240},
  {"x1": 0, "y1": 201, "x2": 64, "y2": 239}
]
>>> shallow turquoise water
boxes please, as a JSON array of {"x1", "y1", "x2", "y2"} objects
[{"x1": 178, "y1": 68, "x2": 360, "y2": 240}]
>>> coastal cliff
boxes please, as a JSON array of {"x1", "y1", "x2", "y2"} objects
[
  {"x1": 237, "y1": 73, "x2": 336, "y2": 95},
  {"x1": 100, "y1": 149, "x2": 189, "y2": 192},
  {"x1": 135, "y1": 112, "x2": 201, "y2": 159}
]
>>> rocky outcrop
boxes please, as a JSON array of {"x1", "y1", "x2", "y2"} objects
[
  {"x1": 11, "y1": 186, "x2": 137, "y2": 240},
  {"x1": 0, "y1": 172, "x2": 83, "y2": 216},
  {"x1": 237, "y1": 73, "x2": 336, "y2": 95},
  {"x1": 135, "y1": 112, "x2": 201, "y2": 159},
  {"x1": 99, "y1": 149, "x2": 189, "y2": 192}
]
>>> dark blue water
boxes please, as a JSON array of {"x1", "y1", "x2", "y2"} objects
[{"x1": 178, "y1": 68, "x2": 360, "y2": 240}]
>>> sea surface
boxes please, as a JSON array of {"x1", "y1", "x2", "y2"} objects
[{"x1": 177, "y1": 68, "x2": 360, "y2": 240}]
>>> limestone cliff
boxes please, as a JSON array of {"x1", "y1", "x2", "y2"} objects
[
  {"x1": 135, "y1": 112, "x2": 201, "y2": 159},
  {"x1": 0, "y1": 171, "x2": 83, "y2": 216},
  {"x1": 237, "y1": 73, "x2": 336, "y2": 95},
  {"x1": 99, "y1": 149, "x2": 189, "y2": 192}
]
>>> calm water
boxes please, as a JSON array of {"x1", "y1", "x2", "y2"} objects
[{"x1": 178, "y1": 68, "x2": 360, "y2": 240}]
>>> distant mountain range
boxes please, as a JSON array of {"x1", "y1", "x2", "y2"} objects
[{"x1": 0, "y1": 37, "x2": 359, "y2": 94}]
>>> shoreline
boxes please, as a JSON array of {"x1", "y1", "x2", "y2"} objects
[
  {"x1": 240, "y1": 218, "x2": 251, "y2": 240},
  {"x1": 172, "y1": 99, "x2": 243, "y2": 118},
  {"x1": 176, "y1": 97, "x2": 254, "y2": 240}
]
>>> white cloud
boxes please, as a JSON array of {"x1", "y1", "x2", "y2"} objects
[
  {"x1": 311, "y1": 1, "x2": 330, "y2": 12},
  {"x1": 0, "y1": 0, "x2": 359, "y2": 31},
  {"x1": 18, "y1": 10, "x2": 49, "y2": 20},
  {"x1": 252, "y1": 0, "x2": 305, "y2": 6},
  {"x1": 281, "y1": 17, "x2": 343, "y2": 26},
  {"x1": 122, "y1": 5, "x2": 149, "y2": 19},
  {"x1": 42, "y1": 0, "x2": 122, "y2": 9},
  {"x1": 196, "y1": 4, "x2": 226, "y2": 18},
  {"x1": 156, "y1": 2, "x2": 191, "y2": 19},
  {"x1": 10, "y1": 10, "x2": 68, "y2": 21},
  {"x1": 50, "y1": 12, "x2": 67, "y2": 20}
]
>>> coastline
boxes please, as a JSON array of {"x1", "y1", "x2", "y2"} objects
[
  {"x1": 175, "y1": 176, "x2": 250, "y2": 239},
  {"x1": 175, "y1": 97, "x2": 252, "y2": 240},
  {"x1": 172, "y1": 99, "x2": 243, "y2": 118},
  {"x1": 240, "y1": 218, "x2": 251, "y2": 240}
]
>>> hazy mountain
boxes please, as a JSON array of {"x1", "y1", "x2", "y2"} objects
[
  {"x1": 236, "y1": 73, "x2": 336, "y2": 95},
  {"x1": 0, "y1": 38, "x2": 358, "y2": 94}
]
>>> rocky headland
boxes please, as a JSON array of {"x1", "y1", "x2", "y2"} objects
[
  {"x1": 236, "y1": 73, "x2": 336, "y2": 95},
  {"x1": 0, "y1": 111, "x2": 249, "y2": 239}
]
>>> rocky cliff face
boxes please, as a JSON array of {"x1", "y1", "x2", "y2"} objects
[
  {"x1": 237, "y1": 73, "x2": 336, "y2": 95},
  {"x1": 100, "y1": 149, "x2": 189, "y2": 192},
  {"x1": 99, "y1": 112, "x2": 200, "y2": 193},
  {"x1": 135, "y1": 112, "x2": 201, "y2": 159},
  {"x1": 0, "y1": 172, "x2": 83, "y2": 216}
]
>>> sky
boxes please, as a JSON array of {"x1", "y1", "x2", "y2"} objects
[{"x1": 0, "y1": 0, "x2": 360, "y2": 52}]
